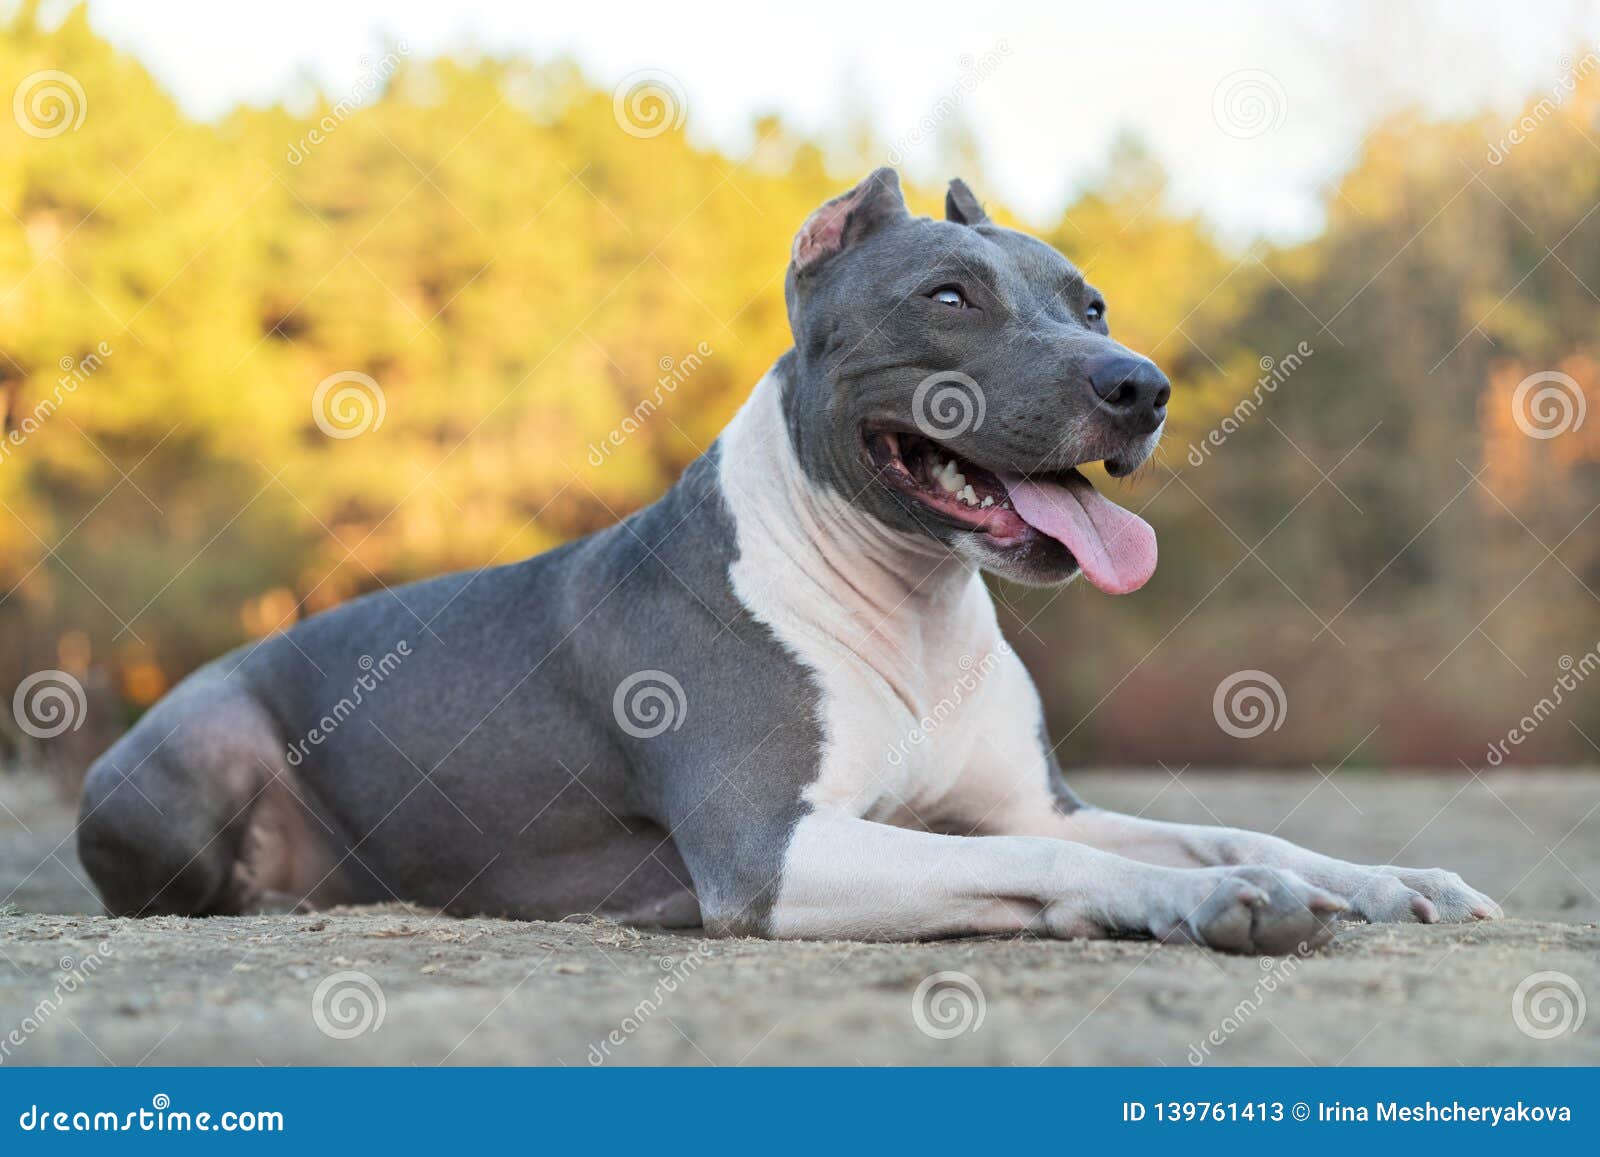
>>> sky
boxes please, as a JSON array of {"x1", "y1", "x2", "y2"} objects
[{"x1": 78, "y1": 0, "x2": 1600, "y2": 241}]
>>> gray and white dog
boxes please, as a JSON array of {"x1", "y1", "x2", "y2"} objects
[{"x1": 79, "y1": 169, "x2": 1500, "y2": 954}]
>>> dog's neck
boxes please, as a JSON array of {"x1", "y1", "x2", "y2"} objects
[{"x1": 716, "y1": 364, "x2": 992, "y2": 682}]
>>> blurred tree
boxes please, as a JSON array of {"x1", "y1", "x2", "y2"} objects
[{"x1": 2, "y1": 4, "x2": 1597, "y2": 767}]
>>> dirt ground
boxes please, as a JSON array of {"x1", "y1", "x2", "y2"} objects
[{"x1": 2, "y1": 768, "x2": 1596, "y2": 1066}]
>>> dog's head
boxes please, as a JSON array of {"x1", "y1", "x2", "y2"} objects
[{"x1": 782, "y1": 167, "x2": 1168, "y2": 591}]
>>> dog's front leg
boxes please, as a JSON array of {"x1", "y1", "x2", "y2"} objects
[
  {"x1": 1032, "y1": 809, "x2": 1503, "y2": 925},
  {"x1": 762, "y1": 811, "x2": 1343, "y2": 953}
]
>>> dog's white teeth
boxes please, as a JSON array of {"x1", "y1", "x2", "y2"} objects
[
  {"x1": 980, "y1": 496, "x2": 994, "y2": 508},
  {"x1": 935, "y1": 460, "x2": 966, "y2": 494},
  {"x1": 959, "y1": 484, "x2": 979, "y2": 506}
]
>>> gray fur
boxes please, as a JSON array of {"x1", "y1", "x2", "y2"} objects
[{"x1": 76, "y1": 169, "x2": 1156, "y2": 935}]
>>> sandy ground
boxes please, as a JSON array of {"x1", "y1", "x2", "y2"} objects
[{"x1": 1, "y1": 768, "x2": 1596, "y2": 1066}]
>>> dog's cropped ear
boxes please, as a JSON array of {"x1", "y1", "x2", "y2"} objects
[
  {"x1": 791, "y1": 167, "x2": 909, "y2": 274},
  {"x1": 945, "y1": 178, "x2": 989, "y2": 226}
]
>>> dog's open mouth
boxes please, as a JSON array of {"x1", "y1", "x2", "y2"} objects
[{"x1": 864, "y1": 426, "x2": 1158, "y2": 594}]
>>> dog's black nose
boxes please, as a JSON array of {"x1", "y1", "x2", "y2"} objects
[{"x1": 1086, "y1": 353, "x2": 1170, "y2": 432}]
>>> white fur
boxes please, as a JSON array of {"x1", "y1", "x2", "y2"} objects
[{"x1": 714, "y1": 369, "x2": 1500, "y2": 940}]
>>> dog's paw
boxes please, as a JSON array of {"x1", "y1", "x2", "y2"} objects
[
  {"x1": 1157, "y1": 865, "x2": 1347, "y2": 956},
  {"x1": 1341, "y1": 866, "x2": 1501, "y2": 924}
]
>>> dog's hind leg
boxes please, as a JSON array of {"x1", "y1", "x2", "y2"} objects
[{"x1": 77, "y1": 675, "x2": 350, "y2": 916}]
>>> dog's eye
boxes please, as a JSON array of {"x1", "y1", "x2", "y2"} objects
[
  {"x1": 931, "y1": 287, "x2": 969, "y2": 308},
  {"x1": 1086, "y1": 301, "x2": 1106, "y2": 322}
]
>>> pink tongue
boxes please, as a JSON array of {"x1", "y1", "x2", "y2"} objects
[{"x1": 999, "y1": 472, "x2": 1157, "y2": 594}]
